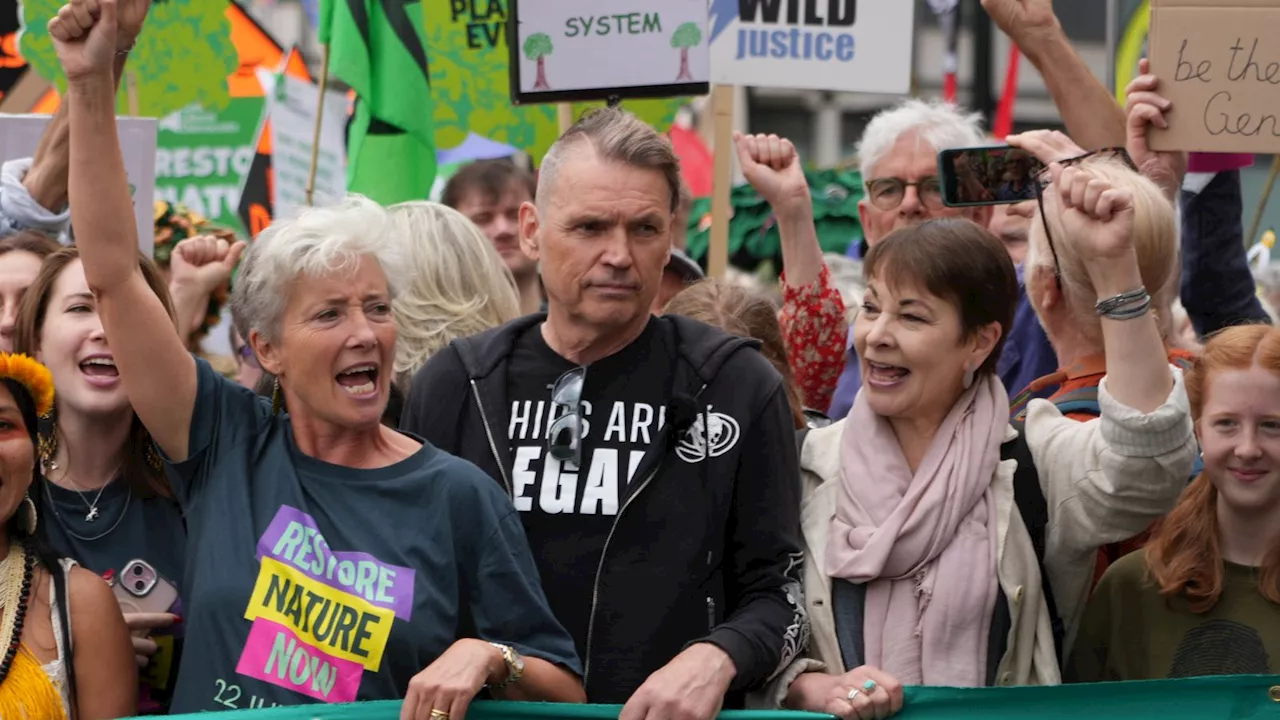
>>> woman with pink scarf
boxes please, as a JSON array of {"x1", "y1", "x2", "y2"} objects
[{"x1": 757, "y1": 159, "x2": 1196, "y2": 719}]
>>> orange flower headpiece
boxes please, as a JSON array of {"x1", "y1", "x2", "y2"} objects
[{"x1": 0, "y1": 354, "x2": 54, "y2": 418}]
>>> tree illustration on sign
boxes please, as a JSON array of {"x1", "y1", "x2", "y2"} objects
[
  {"x1": 671, "y1": 22, "x2": 702, "y2": 81},
  {"x1": 524, "y1": 33, "x2": 553, "y2": 91},
  {"x1": 19, "y1": 0, "x2": 236, "y2": 117}
]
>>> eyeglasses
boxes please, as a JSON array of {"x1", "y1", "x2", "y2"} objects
[
  {"x1": 234, "y1": 343, "x2": 260, "y2": 370},
  {"x1": 1033, "y1": 147, "x2": 1138, "y2": 289},
  {"x1": 547, "y1": 366, "x2": 586, "y2": 469},
  {"x1": 865, "y1": 177, "x2": 945, "y2": 212}
]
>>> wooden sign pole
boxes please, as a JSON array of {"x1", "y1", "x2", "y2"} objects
[
  {"x1": 305, "y1": 44, "x2": 332, "y2": 207},
  {"x1": 708, "y1": 84, "x2": 734, "y2": 280},
  {"x1": 557, "y1": 104, "x2": 573, "y2": 134}
]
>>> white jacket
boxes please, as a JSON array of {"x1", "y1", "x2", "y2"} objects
[{"x1": 755, "y1": 368, "x2": 1195, "y2": 705}]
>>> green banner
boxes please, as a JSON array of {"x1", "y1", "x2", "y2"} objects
[
  {"x1": 424, "y1": 0, "x2": 686, "y2": 163},
  {"x1": 154, "y1": 99, "x2": 265, "y2": 235},
  {"x1": 147, "y1": 676, "x2": 1280, "y2": 720}
]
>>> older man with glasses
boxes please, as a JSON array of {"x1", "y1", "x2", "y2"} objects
[
  {"x1": 402, "y1": 108, "x2": 807, "y2": 720},
  {"x1": 828, "y1": 99, "x2": 1058, "y2": 420}
]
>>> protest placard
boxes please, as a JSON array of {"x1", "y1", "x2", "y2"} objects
[
  {"x1": 155, "y1": 101, "x2": 262, "y2": 235},
  {"x1": 1149, "y1": 0, "x2": 1280, "y2": 153},
  {"x1": 707, "y1": 0, "x2": 914, "y2": 93},
  {"x1": 0, "y1": 114, "x2": 157, "y2": 254},
  {"x1": 507, "y1": 0, "x2": 709, "y2": 104},
  {"x1": 266, "y1": 74, "x2": 348, "y2": 222}
]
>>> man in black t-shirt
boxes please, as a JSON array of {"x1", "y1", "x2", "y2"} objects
[{"x1": 403, "y1": 108, "x2": 807, "y2": 717}]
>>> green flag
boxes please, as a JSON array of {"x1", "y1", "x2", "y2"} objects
[{"x1": 317, "y1": 0, "x2": 436, "y2": 205}]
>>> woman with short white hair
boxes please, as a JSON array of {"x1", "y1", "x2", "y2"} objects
[
  {"x1": 51, "y1": 5, "x2": 584, "y2": 716},
  {"x1": 387, "y1": 201, "x2": 521, "y2": 388}
]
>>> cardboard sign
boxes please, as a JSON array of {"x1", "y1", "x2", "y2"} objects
[
  {"x1": 507, "y1": 0, "x2": 710, "y2": 104},
  {"x1": 708, "y1": 0, "x2": 914, "y2": 93},
  {"x1": 1149, "y1": 0, "x2": 1280, "y2": 153},
  {"x1": 0, "y1": 113, "x2": 157, "y2": 255}
]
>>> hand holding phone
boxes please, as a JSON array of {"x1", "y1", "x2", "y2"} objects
[
  {"x1": 110, "y1": 559, "x2": 180, "y2": 667},
  {"x1": 939, "y1": 146, "x2": 1045, "y2": 207}
]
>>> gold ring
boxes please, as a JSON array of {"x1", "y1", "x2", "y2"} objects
[{"x1": 430, "y1": 710, "x2": 450, "y2": 720}]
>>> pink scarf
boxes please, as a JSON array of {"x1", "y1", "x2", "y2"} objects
[{"x1": 824, "y1": 374, "x2": 1008, "y2": 687}]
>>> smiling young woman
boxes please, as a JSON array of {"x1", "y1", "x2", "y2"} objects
[
  {"x1": 11, "y1": 247, "x2": 188, "y2": 713},
  {"x1": 1070, "y1": 324, "x2": 1280, "y2": 681}
]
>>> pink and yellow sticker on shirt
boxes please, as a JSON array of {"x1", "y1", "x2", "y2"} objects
[{"x1": 234, "y1": 506, "x2": 416, "y2": 703}]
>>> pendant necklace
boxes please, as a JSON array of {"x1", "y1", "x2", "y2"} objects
[{"x1": 44, "y1": 458, "x2": 121, "y2": 523}]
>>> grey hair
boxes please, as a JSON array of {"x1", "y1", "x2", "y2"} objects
[
  {"x1": 537, "y1": 107, "x2": 682, "y2": 214},
  {"x1": 856, "y1": 99, "x2": 986, "y2": 178},
  {"x1": 229, "y1": 195, "x2": 409, "y2": 344},
  {"x1": 386, "y1": 201, "x2": 521, "y2": 386}
]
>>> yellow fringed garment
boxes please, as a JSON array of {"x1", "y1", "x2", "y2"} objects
[{"x1": 0, "y1": 645, "x2": 67, "y2": 720}]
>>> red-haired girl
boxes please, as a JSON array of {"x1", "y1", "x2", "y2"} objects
[{"x1": 1071, "y1": 324, "x2": 1280, "y2": 680}]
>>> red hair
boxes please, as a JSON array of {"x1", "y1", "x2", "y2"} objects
[{"x1": 1145, "y1": 324, "x2": 1280, "y2": 612}]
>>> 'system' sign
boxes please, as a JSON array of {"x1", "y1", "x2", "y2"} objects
[{"x1": 1149, "y1": 0, "x2": 1280, "y2": 153}]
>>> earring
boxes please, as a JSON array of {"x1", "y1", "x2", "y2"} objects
[
  {"x1": 37, "y1": 429, "x2": 58, "y2": 472},
  {"x1": 963, "y1": 367, "x2": 975, "y2": 390},
  {"x1": 19, "y1": 494, "x2": 36, "y2": 536},
  {"x1": 145, "y1": 439, "x2": 163, "y2": 473},
  {"x1": 271, "y1": 377, "x2": 283, "y2": 416}
]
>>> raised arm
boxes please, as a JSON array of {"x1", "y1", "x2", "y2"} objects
[
  {"x1": 24, "y1": 0, "x2": 148, "y2": 213},
  {"x1": 53, "y1": 0, "x2": 197, "y2": 459},
  {"x1": 735, "y1": 132, "x2": 847, "y2": 410},
  {"x1": 1124, "y1": 59, "x2": 1269, "y2": 333},
  {"x1": 983, "y1": 0, "x2": 1126, "y2": 149},
  {"x1": 1052, "y1": 163, "x2": 1171, "y2": 412}
]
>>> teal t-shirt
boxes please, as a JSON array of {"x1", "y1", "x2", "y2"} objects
[{"x1": 166, "y1": 359, "x2": 580, "y2": 713}]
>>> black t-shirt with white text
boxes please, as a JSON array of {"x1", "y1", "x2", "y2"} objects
[{"x1": 505, "y1": 318, "x2": 671, "y2": 654}]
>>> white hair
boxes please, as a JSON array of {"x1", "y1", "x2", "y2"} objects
[
  {"x1": 386, "y1": 201, "x2": 521, "y2": 386},
  {"x1": 229, "y1": 195, "x2": 409, "y2": 343},
  {"x1": 856, "y1": 99, "x2": 986, "y2": 178}
]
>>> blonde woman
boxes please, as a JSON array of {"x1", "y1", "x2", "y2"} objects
[{"x1": 388, "y1": 201, "x2": 522, "y2": 387}]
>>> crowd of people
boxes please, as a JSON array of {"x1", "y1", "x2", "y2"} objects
[{"x1": 0, "y1": 0, "x2": 1273, "y2": 718}]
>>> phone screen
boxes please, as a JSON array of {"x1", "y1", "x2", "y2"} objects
[{"x1": 938, "y1": 146, "x2": 1045, "y2": 207}]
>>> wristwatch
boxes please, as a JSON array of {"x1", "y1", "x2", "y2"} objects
[{"x1": 489, "y1": 642, "x2": 524, "y2": 689}]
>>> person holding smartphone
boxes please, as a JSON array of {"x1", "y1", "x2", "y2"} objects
[{"x1": 14, "y1": 247, "x2": 188, "y2": 714}]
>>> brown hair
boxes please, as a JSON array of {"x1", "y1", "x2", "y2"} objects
[
  {"x1": 665, "y1": 280, "x2": 806, "y2": 429},
  {"x1": 540, "y1": 107, "x2": 683, "y2": 214},
  {"x1": 0, "y1": 231, "x2": 60, "y2": 260},
  {"x1": 12, "y1": 247, "x2": 178, "y2": 499},
  {"x1": 1145, "y1": 324, "x2": 1280, "y2": 612},
  {"x1": 863, "y1": 218, "x2": 1019, "y2": 379},
  {"x1": 441, "y1": 159, "x2": 537, "y2": 210}
]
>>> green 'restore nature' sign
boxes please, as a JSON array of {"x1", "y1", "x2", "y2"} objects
[{"x1": 154, "y1": 98, "x2": 264, "y2": 235}]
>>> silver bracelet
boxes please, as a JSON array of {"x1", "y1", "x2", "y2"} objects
[
  {"x1": 1101, "y1": 295, "x2": 1152, "y2": 321},
  {"x1": 1096, "y1": 287, "x2": 1148, "y2": 316}
]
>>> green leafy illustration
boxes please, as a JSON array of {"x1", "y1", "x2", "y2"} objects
[
  {"x1": 671, "y1": 22, "x2": 701, "y2": 81},
  {"x1": 425, "y1": 0, "x2": 685, "y2": 164},
  {"x1": 19, "y1": 0, "x2": 237, "y2": 117},
  {"x1": 522, "y1": 32, "x2": 552, "y2": 91}
]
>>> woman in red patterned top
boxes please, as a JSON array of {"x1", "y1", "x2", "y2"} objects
[{"x1": 733, "y1": 133, "x2": 848, "y2": 414}]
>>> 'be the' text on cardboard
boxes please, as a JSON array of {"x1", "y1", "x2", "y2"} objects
[{"x1": 1149, "y1": 0, "x2": 1280, "y2": 153}]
